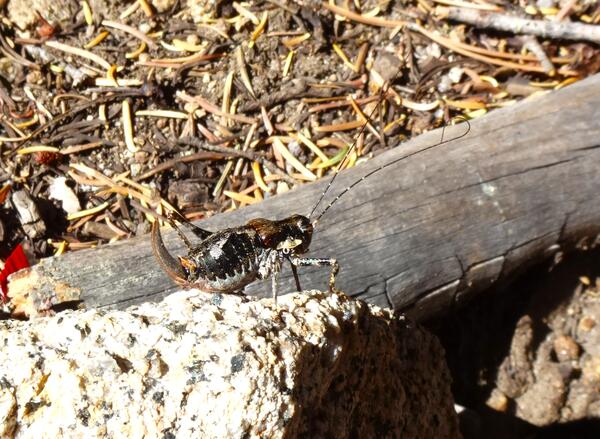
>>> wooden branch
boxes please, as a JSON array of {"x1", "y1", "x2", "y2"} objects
[
  {"x1": 521, "y1": 35, "x2": 555, "y2": 75},
  {"x1": 437, "y1": 7, "x2": 600, "y2": 44},
  {"x1": 8, "y1": 73, "x2": 600, "y2": 321}
]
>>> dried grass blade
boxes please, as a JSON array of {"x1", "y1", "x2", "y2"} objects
[
  {"x1": 293, "y1": 132, "x2": 329, "y2": 162},
  {"x1": 102, "y1": 20, "x2": 157, "y2": 48},
  {"x1": 17, "y1": 145, "x2": 61, "y2": 155},
  {"x1": 252, "y1": 161, "x2": 270, "y2": 192},
  {"x1": 67, "y1": 201, "x2": 109, "y2": 220},
  {"x1": 315, "y1": 120, "x2": 365, "y2": 132},
  {"x1": 122, "y1": 99, "x2": 138, "y2": 153},
  {"x1": 223, "y1": 190, "x2": 260, "y2": 204},
  {"x1": 236, "y1": 46, "x2": 256, "y2": 98},
  {"x1": 271, "y1": 137, "x2": 316, "y2": 181},
  {"x1": 45, "y1": 40, "x2": 111, "y2": 70}
]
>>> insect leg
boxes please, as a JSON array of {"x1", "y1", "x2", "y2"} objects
[
  {"x1": 258, "y1": 249, "x2": 283, "y2": 304},
  {"x1": 290, "y1": 257, "x2": 340, "y2": 294},
  {"x1": 164, "y1": 213, "x2": 194, "y2": 251},
  {"x1": 151, "y1": 221, "x2": 187, "y2": 286},
  {"x1": 289, "y1": 262, "x2": 302, "y2": 292},
  {"x1": 168, "y1": 211, "x2": 213, "y2": 241},
  {"x1": 272, "y1": 267, "x2": 278, "y2": 305}
]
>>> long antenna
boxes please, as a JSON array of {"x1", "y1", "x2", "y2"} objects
[
  {"x1": 309, "y1": 82, "x2": 392, "y2": 220},
  {"x1": 311, "y1": 117, "x2": 471, "y2": 225}
]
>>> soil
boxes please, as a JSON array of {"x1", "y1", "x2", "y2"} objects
[{"x1": 432, "y1": 248, "x2": 600, "y2": 438}]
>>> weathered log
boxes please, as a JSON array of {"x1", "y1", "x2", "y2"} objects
[
  {"x1": 0, "y1": 290, "x2": 460, "y2": 438},
  {"x1": 7, "y1": 73, "x2": 600, "y2": 319}
]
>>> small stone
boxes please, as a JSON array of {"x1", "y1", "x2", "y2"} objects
[
  {"x1": 183, "y1": 102, "x2": 198, "y2": 113},
  {"x1": 372, "y1": 51, "x2": 402, "y2": 82},
  {"x1": 138, "y1": 23, "x2": 152, "y2": 34},
  {"x1": 276, "y1": 181, "x2": 290, "y2": 194},
  {"x1": 536, "y1": 0, "x2": 556, "y2": 8},
  {"x1": 486, "y1": 388, "x2": 509, "y2": 412},
  {"x1": 437, "y1": 75, "x2": 452, "y2": 93},
  {"x1": 156, "y1": 118, "x2": 168, "y2": 129},
  {"x1": 130, "y1": 163, "x2": 141, "y2": 177},
  {"x1": 151, "y1": 0, "x2": 177, "y2": 12},
  {"x1": 578, "y1": 316, "x2": 596, "y2": 332},
  {"x1": 553, "y1": 335, "x2": 580, "y2": 362},
  {"x1": 134, "y1": 151, "x2": 148, "y2": 163},
  {"x1": 448, "y1": 67, "x2": 464, "y2": 83},
  {"x1": 25, "y1": 70, "x2": 42, "y2": 84},
  {"x1": 82, "y1": 221, "x2": 118, "y2": 240}
]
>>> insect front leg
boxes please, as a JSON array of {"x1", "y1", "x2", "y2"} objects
[
  {"x1": 259, "y1": 250, "x2": 284, "y2": 304},
  {"x1": 290, "y1": 257, "x2": 340, "y2": 294},
  {"x1": 271, "y1": 266, "x2": 279, "y2": 304},
  {"x1": 289, "y1": 262, "x2": 302, "y2": 292}
]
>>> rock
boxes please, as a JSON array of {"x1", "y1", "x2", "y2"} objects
[
  {"x1": 488, "y1": 271, "x2": 600, "y2": 427},
  {"x1": 553, "y1": 334, "x2": 580, "y2": 362},
  {"x1": 0, "y1": 290, "x2": 460, "y2": 438},
  {"x1": 486, "y1": 389, "x2": 508, "y2": 413}
]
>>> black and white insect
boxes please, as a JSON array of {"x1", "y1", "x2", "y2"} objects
[{"x1": 152, "y1": 89, "x2": 469, "y2": 301}]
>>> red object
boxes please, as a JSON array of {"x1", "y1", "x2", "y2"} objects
[{"x1": 1, "y1": 244, "x2": 30, "y2": 303}]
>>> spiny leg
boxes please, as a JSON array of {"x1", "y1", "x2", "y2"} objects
[
  {"x1": 165, "y1": 212, "x2": 194, "y2": 251},
  {"x1": 168, "y1": 211, "x2": 213, "y2": 241},
  {"x1": 263, "y1": 250, "x2": 282, "y2": 305},
  {"x1": 289, "y1": 262, "x2": 302, "y2": 292},
  {"x1": 290, "y1": 257, "x2": 340, "y2": 294}
]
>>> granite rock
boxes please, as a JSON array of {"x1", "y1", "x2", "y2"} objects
[{"x1": 0, "y1": 290, "x2": 460, "y2": 438}]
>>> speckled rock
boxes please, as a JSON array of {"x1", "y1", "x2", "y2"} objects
[{"x1": 0, "y1": 290, "x2": 460, "y2": 438}]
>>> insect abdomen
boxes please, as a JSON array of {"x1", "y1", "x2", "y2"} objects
[{"x1": 188, "y1": 227, "x2": 266, "y2": 292}]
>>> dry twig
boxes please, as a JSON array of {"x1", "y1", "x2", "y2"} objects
[{"x1": 438, "y1": 7, "x2": 600, "y2": 44}]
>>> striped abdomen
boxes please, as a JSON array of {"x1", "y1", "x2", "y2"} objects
[{"x1": 186, "y1": 226, "x2": 268, "y2": 292}]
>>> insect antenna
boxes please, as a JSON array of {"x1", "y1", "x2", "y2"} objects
[
  {"x1": 310, "y1": 112, "x2": 471, "y2": 226},
  {"x1": 308, "y1": 82, "x2": 393, "y2": 222}
]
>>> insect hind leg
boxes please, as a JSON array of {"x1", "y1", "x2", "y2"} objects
[
  {"x1": 290, "y1": 257, "x2": 340, "y2": 294},
  {"x1": 179, "y1": 219, "x2": 212, "y2": 241},
  {"x1": 166, "y1": 211, "x2": 213, "y2": 244},
  {"x1": 163, "y1": 212, "x2": 195, "y2": 251}
]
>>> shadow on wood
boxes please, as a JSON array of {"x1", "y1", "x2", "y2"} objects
[{"x1": 8, "y1": 73, "x2": 600, "y2": 320}]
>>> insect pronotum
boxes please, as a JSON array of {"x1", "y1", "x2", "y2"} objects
[{"x1": 152, "y1": 84, "x2": 470, "y2": 302}]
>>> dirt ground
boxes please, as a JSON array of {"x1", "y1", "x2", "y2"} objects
[{"x1": 432, "y1": 248, "x2": 600, "y2": 438}]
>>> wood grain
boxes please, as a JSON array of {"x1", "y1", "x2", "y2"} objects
[{"x1": 10, "y1": 73, "x2": 600, "y2": 320}]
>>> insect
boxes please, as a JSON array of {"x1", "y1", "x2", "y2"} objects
[{"x1": 152, "y1": 87, "x2": 469, "y2": 302}]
